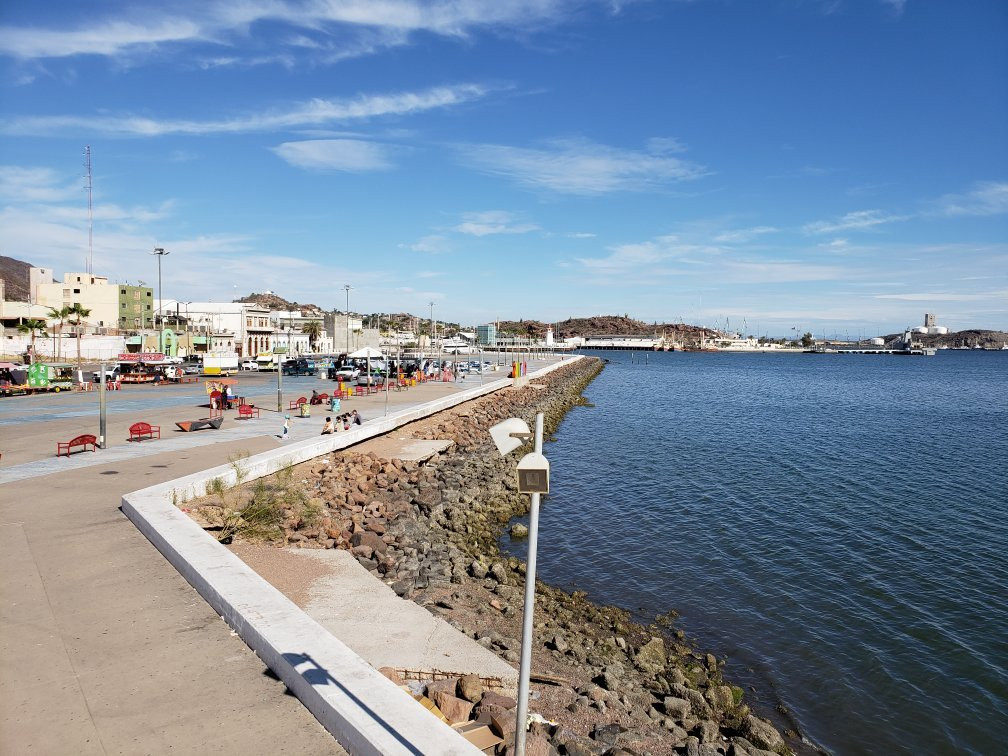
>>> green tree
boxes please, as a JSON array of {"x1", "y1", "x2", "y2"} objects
[
  {"x1": 68, "y1": 303, "x2": 92, "y2": 366},
  {"x1": 801, "y1": 331, "x2": 814, "y2": 348},
  {"x1": 17, "y1": 319, "x2": 47, "y2": 363},
  {"x1": 47, "y1": 306, "x2": 72, "y2": 360},
  {"x1": 301, "y1": 320, "x2": 322, "y2": 351}
]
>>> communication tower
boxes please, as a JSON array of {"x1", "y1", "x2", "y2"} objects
[{"x1": 84, "y1": 145, "x2": 93, "y2": 275}]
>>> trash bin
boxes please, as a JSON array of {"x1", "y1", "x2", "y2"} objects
[{"x1": 299, "y1": 402, "x2": 310, "y2": 418}]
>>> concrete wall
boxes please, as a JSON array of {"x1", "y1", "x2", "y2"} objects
[{"x1": 122, "y1": 358, "x2": 581, "y2": 754}]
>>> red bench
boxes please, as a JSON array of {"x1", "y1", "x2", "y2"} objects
[
  {"x1": 288, "y1": 396, "x2": 307, "y2": 410},
  {"x1": 128, "y1": 422, "x2": 161, "y2": 442},
  {"x1": 237, "y1": 404, "x2": 260, "y2": 419},
  {"x1": 57, "y1": 434, "x2": 98, "y2": 457}
]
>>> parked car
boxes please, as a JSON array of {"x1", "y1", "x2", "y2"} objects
[
  {"x1": 331, "y1": 364, "x2": 360, "y2": 381},
  {"x1": 282, "y1": 358, "x2": 317, "y2": 376},
  {"x1": 91, "y1": 365, "x2": 121, "y2": 383},
  {"x1": 240, "y1": 360, "x2": 259, "y2": 371}
]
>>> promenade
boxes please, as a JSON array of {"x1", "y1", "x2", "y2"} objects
[{"x1": 0, "y1": 367, "x2": 523, "y2": 754}]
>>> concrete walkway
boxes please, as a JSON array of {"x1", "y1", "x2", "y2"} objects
[{"x1": 0, "y1": 362, "x2": 552, "y2": 754}]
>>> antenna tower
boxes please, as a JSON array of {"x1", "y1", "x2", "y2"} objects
[{"x1": 84, "y1": 145, "x2": 93, "y2": 275}]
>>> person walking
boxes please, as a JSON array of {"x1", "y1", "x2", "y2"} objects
[{"x1": 280, "y1": 414, "x2": 290, "y2": 441}]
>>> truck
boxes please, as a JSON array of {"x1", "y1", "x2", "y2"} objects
[
  {"x1": 281, "y1": 357, "x2": 318, "y2": 376},
  {"x1": 203, "y1": 351, "x2": 240, "y2": 376}
]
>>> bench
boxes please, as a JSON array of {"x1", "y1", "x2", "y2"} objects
[
  {"x1": 57, "y1": 434, "x2": 98, "y2": 457},
  {"x1": 128, "y1": 421, "x2": 161, "y2": 442},
  {"x1": 237, "y1": 404, "x2": 260, "y2": 419},
  {"x1": 288, "y1": 396, "x2": 307, "y2": 410}
]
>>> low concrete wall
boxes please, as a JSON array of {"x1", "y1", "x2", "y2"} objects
[{"x1": 122, "y1": 357, "x2": 580, "y2": 754}]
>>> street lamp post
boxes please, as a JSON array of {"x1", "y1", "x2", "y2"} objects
[
  {"x1": 344, "y1": 284, "x2": 352, "y2": 356},
  {"x1": 151, "y1": 247, "x2": 169, "y2": 354},
  {"x1": 489, "y1": 414, "x2": 549, "y2": 756}
]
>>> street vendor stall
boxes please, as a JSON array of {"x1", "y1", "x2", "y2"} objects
[{"x1": 205, "y1": 377, "x2": 241, "y2": 408}]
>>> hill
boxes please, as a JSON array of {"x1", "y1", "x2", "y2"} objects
[
  {"x1": 0, "y1": 255, "x2": 35, "y2": 301},
  {"x1": 496, "y1": 316, "x2": 707, "y2": 339},
  {"x1": 235, "y1": 292, "x2": 323, "y2": 313}
]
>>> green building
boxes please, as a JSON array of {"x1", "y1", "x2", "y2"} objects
[{"x1": 118, "y1": 284, "x2": 153, "y2": 330}]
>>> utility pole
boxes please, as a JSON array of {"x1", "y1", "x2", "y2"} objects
[{"x1": 151, "y1": 247, "x2": 169, "y2": 354}]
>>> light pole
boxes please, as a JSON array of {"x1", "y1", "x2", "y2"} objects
[
  {"x1": 489, "y1": 414, "x2": 549, "y2": 756},
  {"x1": 344, "y1": 284, "x2": 352, "y2": 356},
  {"x1": 151, "y1": 247, "x2": 169, "y2": 354}
]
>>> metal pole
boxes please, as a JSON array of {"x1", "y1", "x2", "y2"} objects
[
  {"x1": 277, "y1": 349, "x2": 283, "y2": 412},
  {"x1": 98, "y1": 362, "x2": 107, "y2": 449},
  {"x1": 514, "y1": 412, "x2": 544, "y2": 756},
  {"x1": 344, "y1": 285, "x2": 351, "y2": 356}
]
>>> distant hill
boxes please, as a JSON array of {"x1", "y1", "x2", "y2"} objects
[
  {"x1": 236, "y1": 292, "x2": 323, "y2": 313},
  {"x1": 496, "y1": 316, "x2": 707, "y2": 339},
  {"x1": 0, "y1": 255, "x2": 34, "y2": 301},
  {"x1": 882, "y1": 328, "x2": 1008, "y2": 349}
]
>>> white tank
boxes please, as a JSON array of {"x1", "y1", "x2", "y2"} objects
[
  {"x1": 913, "y1": 326, "x2": 928, "y2": 334},
  {"x1": 928, "y1": 326, "x2": 948, "y2": 335},
  {"x1": 870, "y1": 337, "x2": 885, "y2": 346}
]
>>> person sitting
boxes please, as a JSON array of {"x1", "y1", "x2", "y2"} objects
[
  {"x1": 341, "y1": 413, "x2": 351, "y2": 430},
  {"x1": 321, "y1": 417, "x2": 334, "y2": 435},
  {"x1": 351, "y1": 409, "x2": 362, "y2": 426},
  {"x1": 225, "y1": 385, "x2": 235, "y2": 408},
  {"x1": 310, "y1": 389, "x2": 321, "y2": 405}
]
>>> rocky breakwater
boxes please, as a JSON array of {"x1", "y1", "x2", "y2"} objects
[{"x1": 191, "y1": 357, "x2": 796, "y2": 755}]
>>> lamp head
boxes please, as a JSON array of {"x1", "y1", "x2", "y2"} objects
[
  {"x1": 517, "y1": 452, "x2": 550, "y2": 494},
  {"x1": 489, "y1": 417, "x2": 531, "y2": 457}
]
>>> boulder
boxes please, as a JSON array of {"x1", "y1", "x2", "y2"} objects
[
  {"x1": 743, "y1": 715, "x2": 785, "y2": 753},
  {"x1": 510, "y1": 523, "x2": 529, "y2": 539},
  {"x1": 707, "y1": 684, "x2": 735, "y2": 712},
  {"x1": 350, "y1": 530, "x2": 386, "y2": 555},
  {"x1": 634, "y1": 636, "x2": 666, "y2": 673},
  {"x1": 457, "y1": 673, "x2": 483, "y2": 703},
  {"x1": 426, "y1": 677, "x2": 460, "y2": 697},
  {"x1": 378, "y1": 666, "x2": 403, "y2": 684},
  {"x1": 481, "y1": 690, "x2": 517, "y2": 709},
  {"x1": 662, "y1": 696, "x2": 691, "y2": 720},
  {"x1": 469, "y1": 560, "x2": 488, "y2": 579},
  {"x1": 429, "y1": 690, "x2": 473, "y2": 724},
  {"x1": 696, "y1": 718, "x2": 720, "y2": 744}
]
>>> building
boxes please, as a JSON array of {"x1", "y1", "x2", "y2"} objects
[
  {"x1": 28, "y1": 267, "x2": 54, "y2": 303},
  {"x1": 34, "y1": 271, "x2": 119, "y2": 330},
  {"x1": 924, "y1": 313, "x2": 936, "y2": 328},
  {"x1": 118, "y1": 284, "x2": 154, "y2": 330},
  {"x1": 159, "y1": 300, "x2": 272, "y2": 358},
  {"x1": 476, "y1": 324, "x2": 497, "y2": 346}
]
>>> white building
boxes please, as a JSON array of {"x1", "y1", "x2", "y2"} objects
[
  {"x1": 160, "y1": 300, "x2": 272, "y2": 358},
  {"x1": 35, "y1": 271, "x2": 119, "y2": 330}
]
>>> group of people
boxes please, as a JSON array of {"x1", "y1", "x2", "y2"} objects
[
  {"x1": 321, "y1": 410, "x2": 362, "y2": 435},
  {"x1": 210, "y1": 385, "x2": 235, "y2": 410}
]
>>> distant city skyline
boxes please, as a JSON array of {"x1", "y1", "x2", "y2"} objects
[{"x1": 1, "y1": 0, "x2": 1005, "y2": 337}]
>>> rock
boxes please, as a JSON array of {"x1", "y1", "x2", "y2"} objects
[
  {"x1": 350, "y1": 530, "x2": 386, "y2": 555},
  {"x1": 457, "y1": 673, "x2": 483, "y2": 703},
  {"x1": 547, "y1": 634, "x2": 569, "y2": 654},
  {"x1": 696, "y1": 718, "x2": 720, "y2": 744},
  {"x1": 524, "y1": 733, "x2": 551, "y2": 756},
  {"x1": 662, "y1": 696, "x2": 691, "y2": 720},
  {"x1": 378, "y1": 666, "x2": 403, "y2": 684},
  {"x1": 634, "y1": 636, "x2": 666, "y2": 673},
  {"x1": 685, "y1": 736, "x2": 701, "y2": 756},
  {"x1": 489, "y1": 561, "x2": 508, "y2": 583},
  {"x1": 672, "y1": 684, "x2": 713, "y2": 719},
  {"x1": 391, "y1": 579, "x2": 411, "y2": 597},
  {"x1": 708, "y1": 684, "x2": 735, "y2": 712},
  {"x1": 469, "y1": 560, "x2": 488, "y2": 579},
  {"x1": 481, "y1": 690, "x2": 517, "y2": 709},
  {"x1": 429, "y1": 690, "x2": 473, "y2": 724},
  {"x1": 589, "y1": 723, "x2": 626, "y2": 747},
  {"x1": 743, "y1": 715, "x2": 785, "y2": 753},
  {"x1": 350, "y1": 544, "x2": 373, "y2": 559},
  {"x1": 425, "y1": 677, "x2": 459, "y2": 697},
  {"x1": 510, "y1": 522, "x2": 529, "y2": 539}
]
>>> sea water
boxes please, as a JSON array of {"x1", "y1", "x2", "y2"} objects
[{"x1": 504, "y1": 350, "x2": 1007, "y2": 755}]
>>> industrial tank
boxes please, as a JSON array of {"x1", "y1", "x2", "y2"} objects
[
  {"x1": 928, "y1": 326, "x2": 948, "y2": 335},
  {"x1": 870, "y1": 337, "x2": 885, "y2": 346},
  {"x1": 913, "y1": 326, "x2": 929, "y2": 334}
]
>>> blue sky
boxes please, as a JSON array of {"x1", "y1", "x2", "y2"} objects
[{"x1": 1, "y1": 0, "x2": 1006, "y2": 336}]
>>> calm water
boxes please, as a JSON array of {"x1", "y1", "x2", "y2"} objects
[{"x1": 506, "y1": 350, "x2": 1008, "y2": 755}]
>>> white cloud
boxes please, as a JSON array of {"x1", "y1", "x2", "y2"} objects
[
  {"x1": 880, "y1": 0, "x2": 907, "y2": 16},
  {"x1": 0, "y1": 166, "x2": 80, "y2": 202},
  {"x1": 0, "y1": 1, "x2": 620, "y2": 65},
  {"x1": 459, "y1": 137, "x2": 707, "y2": 195},
  {"x1": 874, "y1": 290, "x2": 1008, "y2": 302},
  {"x1": 400, "y1": 235, "x2": 451, "y2": 253},
  {"x1": 272, "y1": 139, "x2": 395, "y2": 171},
  {"x1": 933, "y1": 181, "x2": 1008, "y2": 217},
  {"x1": 453, "y1": 210, "x2": 539, "y2": 236},
  {"x1": 803, "y1": 209, "x2": 909, "y2": 234},
  {"x1": 0, "y1": 84, "x2": 490, "y2": 136},
  {"x1": 566, "y1": 231, "x2": 596, "y2": 238},
  {"x1": 713, "y1": 226, "x2": 778, "y2": 243}
]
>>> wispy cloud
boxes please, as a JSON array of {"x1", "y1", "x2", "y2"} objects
[
  {"x1": 0, "y1": 84, "x2": 490, "y2": 136},
  {"x1": 272, "y1": 139, "x2": 396, "y2": 171},
  {"x1": 713, "y1": 226, "x2": 778, "y2": 243},
  {"x1": 880, "y1": 0, "x2": 907, "y2": 16},
  {"x1": 566, "y1": 231, "x2": 596, "y2": 238},
  {"x1": 459, "y1": 137, "x2": 706, "y2": 195},
  {"x1": 0, "y1": 1, "x2": 622, "y2": 65},
  {"x1": 803, "y1": 209, "x2": 909, "y2": 234},
  {"x1": 932, "y1": 181, "x2": 1008, "y2": 217},
  {"x1": 0, "y1": 166, "x2": 80, "y2": 202},
  {"x1": 453, "y1": 210, "x2": 540, "y2": 236},
  {"x1": 400, "y1": 235, "x2": 451, "y2": 254},
  {"x1": 874, "y1": 289, "x2": 1008, "y2": 302}
]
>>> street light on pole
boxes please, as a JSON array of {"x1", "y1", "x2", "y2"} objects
[
  {"x1": 344, "y1": 284, "x2": 352, "y2": 356},
  {"x1": 151, "y1": 246, "x2": 169, "y2": 354},
  {"x1": 489, "y1": 414, "x2": 548, "y2": 756}
]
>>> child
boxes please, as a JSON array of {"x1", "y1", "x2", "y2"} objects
[
  {"x1": 321, "y1": 417, "x2": 334, "y2": 435},
  {"x1": 280, "y1": 414, "x2": 290, "y2": 441}
]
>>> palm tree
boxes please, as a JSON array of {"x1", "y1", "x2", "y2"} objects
[
  {"x1": 47, "y1": 306, "x2": 72, "y2": 360},
  {"x1": 301, "y1": 320, "x2": 322, "y2": 351},
  {"x1": 17, "y1": 319, "x2": 47, "y2": 363},
  {"x1": 67, "y1": 303, "x2": 92, "y2": 366}
]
